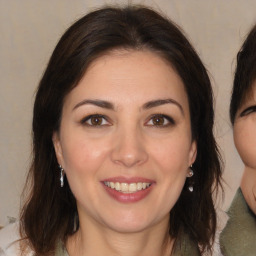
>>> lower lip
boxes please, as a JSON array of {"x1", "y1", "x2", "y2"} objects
[{"x1": 102, "y1": 184, "x2": 154, "y2": 203}]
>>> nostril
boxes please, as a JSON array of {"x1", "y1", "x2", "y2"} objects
[
  {"x1": 110, "y1": 130, "x2": 148, "y2": 167},
  {"x1": 113, "y1": 156, "x2": 142, "y2": 168},
  {"x1": 111, "y1": 147, "x2": 148, "y2": 167}
]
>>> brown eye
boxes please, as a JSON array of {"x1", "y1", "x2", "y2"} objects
[
  {"x1": 146, "y1": 114, "x2": 175, "y2": 127},
  {"x1": 152, "y1": 116, "x2": 165, "y2": 126},
  {"x1": 90, "y1": 116, "x2": 103, "y2": 125},
  {"x1": 81, "y1": 114, "x2": 110, "y2": 126}
]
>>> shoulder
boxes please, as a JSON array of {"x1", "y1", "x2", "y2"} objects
[
  {"x1": 0, "y1": 222, "x2": 32, "y2": 256},
  {"x1": 220, "y1": 188, "x2": 256, "y2": 256}
]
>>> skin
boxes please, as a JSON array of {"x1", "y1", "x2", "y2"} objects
[
  {"x1": 233, "y1": 82, "x2": 256, "y2": 214},
  {"x1": 53, "y1": 50, "x2": 197, "y2": 256}
]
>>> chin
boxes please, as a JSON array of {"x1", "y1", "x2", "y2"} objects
[
  {"x1": 103, "y1": 209, "x2": 169, "y2": 234},
  {"x1": 102, "y1": 213, "x2": 154, "y2": 233},
  {"x1": 107, "y1": 222, "x2": 149, "y2": 233}
]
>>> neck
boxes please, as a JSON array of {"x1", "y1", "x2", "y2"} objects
[
  {"x1": 240, "y1": 166, "x2": 256, "y2": 214},
  {"x1": 66, "y1": 215, "x2": 173, "y2": 256}
]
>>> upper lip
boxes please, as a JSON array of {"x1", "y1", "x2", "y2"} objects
[{"x1": 101, "y1": 176, "x2": 155, "y2": 184}]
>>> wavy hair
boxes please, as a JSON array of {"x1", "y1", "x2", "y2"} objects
[{"x1": 20, "y1": 5, "x2": 222, "y2": 255}]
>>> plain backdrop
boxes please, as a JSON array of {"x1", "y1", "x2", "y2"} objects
[{"x1": 1, "y1": 0, "x2": 255, "y2": 233}]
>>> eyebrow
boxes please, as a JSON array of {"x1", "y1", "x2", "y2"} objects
[
  {"x1": 73, "y1": 99, "x2": 114, "y2": 111},
  {"x1": 72, "y1": 98, "x2": 184, "y2": 115},
  {"x1": 142, "y1": 99, "x2": 184, "y2": 115}
]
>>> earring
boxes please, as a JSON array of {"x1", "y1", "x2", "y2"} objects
[
  {"x1": 59, "y1": 165, "x2": 64, "y2": 187},
  {"x1": 187, "y1": 165, "x2": 194, "y2": 192}
]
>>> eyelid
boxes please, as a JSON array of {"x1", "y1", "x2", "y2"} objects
[
  {"x1": 145, "y1": 114, "x2": 175, "y2": 127},
  {"x1": 80, "y1": 114, "x2": 111, "y2": 126},
  {"x1": 240, "y1": 105, "x2": 256, "y2": 117}
]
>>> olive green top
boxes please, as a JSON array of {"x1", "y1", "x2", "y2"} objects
[
  {"x1": 220, "y1": 188, "x2": 256, "y2": 256},
  {"x1": 55, "y1": 232, "x2": 200, "y2": 256}
]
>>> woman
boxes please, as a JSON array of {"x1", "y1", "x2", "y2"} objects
[
  {"x1": 220, "y1": 25, "x2": 256, "y2": 256},
  {"x1": 2, "y1": 5, "x2": 222, "y2": 256}
]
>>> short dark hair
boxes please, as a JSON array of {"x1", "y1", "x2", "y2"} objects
[
  {"x1": 20, "y1": 5, "x2": 222, "y2": 255},
  {"x1": 230, "y1": 24, "x2": 256, "y2": 124}
]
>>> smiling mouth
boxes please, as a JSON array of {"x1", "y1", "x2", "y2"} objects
[{"x1": 103, "y1": 181, "x2": 152, "y2": 193}]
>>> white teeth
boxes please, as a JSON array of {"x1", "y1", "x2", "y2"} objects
[
  {"x1": 104, "y1": 181, "x2": 151, "y2": 193},
  {"x1": 129, "y1": 183, "x2": 137, "y2": 192},
  {"x1": 121, "y1": 183, "x2": 129, "y2": 192},
  {"x1": 115, "y1": 182, "x2": 120, "y2": 191},
  {"x1": 137, "y1": 182, "x2": 143, "y2": 190},
  {"x1": 110, "y1": 182, "x2": 115, "y2": 189}
]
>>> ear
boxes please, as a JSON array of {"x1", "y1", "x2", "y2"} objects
[
  {"x1": 52, "y1": 132, "x2": 64, "y2": 167},
  {"x1": 188, "y1": 140, "x2": 197, "y2": 166}
]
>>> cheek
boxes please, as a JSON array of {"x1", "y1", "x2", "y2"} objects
[
  {"x1": 234, "y1": 123, "x2": 256, "y2": 168},
  {"x1": 149, "y1": 135, "x2": 191, "y2": 175},
  {"x1": 148, "y1": 138, "x2": 190, "y2": 212},
  {"x1": 61, "y1": 134, "x2": 110, "y2": 175},
  {"x1": 60, "y1": 135, "x2": 112, "y2": 202}
]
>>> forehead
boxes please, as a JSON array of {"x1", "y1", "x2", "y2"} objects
[
  {"x1": 64, "y1": 49, "x2": 190, "y2": 113},
  {"x1": 86, "y1": 49, "x2": 176, "y2": 80}
]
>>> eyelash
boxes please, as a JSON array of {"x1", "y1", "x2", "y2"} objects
[
  {"x1": 80, "y1": 113, "x2": 175, "y2": 127},
  {"x1": 145, "y1": 114, "x2": 175, "y2": 127},
  {"x1": 240, "y1": 106, "x2": 256, "y2": 117},
  {"x1": 80, "y1": 114, "x2": 110, "y2": 127}
]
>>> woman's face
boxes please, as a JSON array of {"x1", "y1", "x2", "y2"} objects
[
  {"x1": 53, "y1": 50, "x2": 197, "y2": 233},
  {"x1": 234, "y1": 83, "x2": 256, "y2": 169}
]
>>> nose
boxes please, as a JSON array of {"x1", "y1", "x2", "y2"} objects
[{"x1": 110, "y1": 126, "x2": 148, "y2": 168}]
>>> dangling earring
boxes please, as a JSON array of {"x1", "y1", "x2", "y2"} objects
[
  {"x1": 59, "y1": 165, "x2": 65, "y2": 187},
  {"x1": 187, "y1": 165, "x2": 194, "y2": 192}
]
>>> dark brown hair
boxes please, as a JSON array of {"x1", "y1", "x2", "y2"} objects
[
  {"x1": 20, "y1": 5, "x2": 222, "y2": 255},
  {"x1": 230, "y1": 24, "x2": 256, "y2": 124}
]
